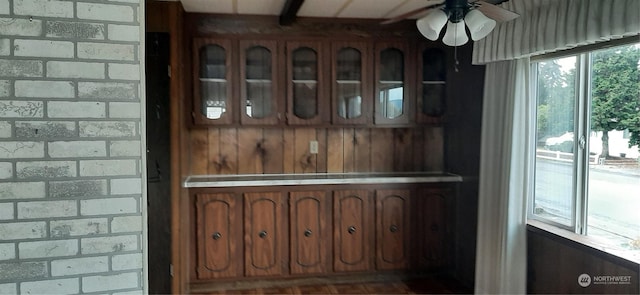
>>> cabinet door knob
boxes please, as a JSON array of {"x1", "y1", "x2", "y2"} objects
[
  {"x1": 347, "y1": 226, "x2": 356, "y2": 234},
  {"x1": 212, "y1": 232, "x2": 222, "y2": 240},
  {"x1": 258, "y1": 230, "x2": 268, "y2": 238},
  {"x1": 304, "y1": 229, "x2": 312, "y2": 237},
  {"x1": 389, "y1": 225, "x2": 399, "y2": 233}
]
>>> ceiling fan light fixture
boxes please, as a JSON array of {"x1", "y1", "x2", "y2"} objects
[
  {"x1": 416, "y1": 10, "x2": 448, "y2": 41},
  {"x1": 464, "y1": 9, "x2": 496, "y2": 41},
  {"x1": 442, "y1": 20, "x2": 468, "y2": 46}
]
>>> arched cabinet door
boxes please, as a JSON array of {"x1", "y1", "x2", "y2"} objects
[
  {"x1": 195, "y1": 193, "x2": 241, "y2": 279},
  {"x1": 417, "y1": 44, "x2": 448, "y2": 124},
  {"x1": 375, "y1": 189, "x2": 411, "y2": 270},
  {"x1": 243, "y1": 192, "x2": 285, "y2": 277},
  {"x1": 240, "y1": 40, "x2": 284, "y2": 125},
  {"x1": 333, "y1": 190, "x2": 374, "y2": 272},
  {"x1": 192, "y1": 38, "x2": 235, "y2": 125},
  {"x1": 331, "y1": 42, "x2": 372, "y2": 125},
  {"x1": 415, "y1": 187, "x2": 450, "y2": 270},
  {"x1": 286, "y1": 41, "x2": 327, "y2": 125},
  {"x1": 289, "y1": 191, "x2": 330, "y2": 274},
  {"x1": 374, "y1": 41, "x2": 413, "y2": 125}
]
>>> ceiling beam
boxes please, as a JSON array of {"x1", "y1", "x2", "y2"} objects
[{"x1": 279, "y1": 0, "x2": 305, "y2": 26}]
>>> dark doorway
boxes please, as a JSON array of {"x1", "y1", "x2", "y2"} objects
[{"x1": 146, "y1": 32, "x2": 171, "y2": 295}]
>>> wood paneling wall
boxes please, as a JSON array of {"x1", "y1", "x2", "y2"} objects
[{"x1": 188, "y1": 127, "x2": 444, "y2": 175}]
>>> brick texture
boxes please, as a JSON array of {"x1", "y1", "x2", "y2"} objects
[{"x1": 0, "y1": 0, "x2": 144, "y2": 292}]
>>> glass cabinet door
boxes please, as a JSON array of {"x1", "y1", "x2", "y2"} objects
[
  {"x1": 375, "y1": 42, "x2": 410, "y2": 125},
  {"x1": 193, "y1": 39, "x2": 233, "y2": 125},
  {"x1": 332, "y1": 42, "x2": 371, "y2": 125},
  {"x1": 287, "y1": 41, "x2": 325, "y2": 125},
  {"x1": 417, "y1": 46, "x2": 447, "y2": 123},
  {"x1": 240, "y1": 40, "x2": 281, "y2": 125}
]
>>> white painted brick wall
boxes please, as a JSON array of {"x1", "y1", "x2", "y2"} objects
[
  {"x1": 110, "y1": 140, "x2": 142, "y2": 157},
  {"x1": 0, "y1": 182, "x2": 45, "y2": 200},
  {"x1": 0, "y1": 243, "x2": 15, "y2": 260},
  {"x1": 18, "y1": 239, "x2": 77, "y2": 259},
  {"x1": 48, "y1": 141, "x2": 107, "y2": 158},
  {"x1": 0, "y1": 101, "x2": 44, "y2": 118},
  {"x1": 0, "y1": 222, "x2": 46, "y2": 240},
  {"x1": 1, "y1": 0, "x2": 144, "y2": 291},
  {"x1": 80, "y1": 235, "x2": 138, "y2": 254},
  {"x1": 0, "y1": 18, "x2": 42, "y2": 36},
  {"x1": 108, "y1": 63, "x2": 140, "y2": 80},
  {"x1": 15, "y1": 80, "x2": 75, "y2": 98},
  {"x1": 13, "y1": 0, "x2": 74, "y2": 18},
  {"x1": 51, "y1": 256, "x2": 108, "y2": 276},
  {"x1": 20, "y1": 278, "x2": 79, "y2": 295},
  {"x1": 16, "y1": 161, "x2": 77, "y2": 178},
  {"x1": 78, "y1": 42, "x2": 135, "y2": 61},
  {"x1": 0, "y1": 203, "x2": 13, "y2": 220},
  {"x1": 82, "y1": 272, "x2": 139, "y2": 293},
  {"x1": 48, "y1": 101, "x2": 106, "y2": 118},
  {"x1": 47, "y1": 61, "x2": 105, "y2": 79},
  {"x1": 50, "y1": 218, "x2": 108, "y2": 238},
  {"x1": 112, "y1": 253, "x2": 142, "y2": 270},
  {"x1": 111, "y1": 216, "x2": 142, "y2": 233},
  {"x1": 109, "y1": 102, "x2": 141, "y2": 118},
  {"x1": 17, "y1": 200, "x2": 77, "y2": 219},
  {"x1": 14, "y1": 39, "x2": 74, "y2": 58},
  {"x1": 110, "y1": 178, "x2": 142, "y2": 195},
  {"x1": 80, "y1": 197, "x2": 137, "y2": 215},
  {"x1": 77, "y1": 3, "x2": 134, "y2": 22}
]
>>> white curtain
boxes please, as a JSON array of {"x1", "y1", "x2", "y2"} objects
[
  {"x1": 473, "y1": 0, "x2": 640, "y2": 64},
  {"x1": 475, "y1": 58, "x2": 532, "y2": 294}
]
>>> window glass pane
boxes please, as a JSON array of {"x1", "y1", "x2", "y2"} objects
[
  {"x1": 292, "y1": 47, "x2": 318, "y2": 119},
  {"x1": 533, "y1": 56, "x2": 577, "y2": 227},
  {"x1": 200, "y1": 45, "x2": 227, "y2": 119},
  {"x1": 245, "y1": 46, "x2": 272, "y2": 119},
  {"x1": 379, "y1": 48, "x2": 404, "y2": 119},
  {"x1": 336, "y1": 47, "x2": 362, "y2": 119},
  {"x1": 587, "y1": 43, "x2": 640, "y2": 255},
  {"x1": 421, "y1": 48, "x2": 446, "y2": 117}
]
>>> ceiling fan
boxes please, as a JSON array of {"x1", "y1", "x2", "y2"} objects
[{"x1": 383, "y1": 0, "x2": 520, "y2": 46}]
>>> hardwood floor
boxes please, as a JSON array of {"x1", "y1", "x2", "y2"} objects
[{"x1": 202, "y1": 276, "x2": 470, "y2": 294}]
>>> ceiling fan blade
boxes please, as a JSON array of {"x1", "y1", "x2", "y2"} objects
[
  {"x1": 381, "y1": 0, "x2": 445, "y2": 25},
  {"x1": 475, "y1": 1, "x2": 519, "y2": 23}
]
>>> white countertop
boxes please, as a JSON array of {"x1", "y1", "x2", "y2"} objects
[{"x1": 184, "y1": 172, "x2": 463, "y2": 188}]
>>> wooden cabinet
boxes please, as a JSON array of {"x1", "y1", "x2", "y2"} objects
[
  {"x1": 289, "y1": 191, "x2": 330, "y2": 275},
  {"x1": 415, "y1": 187, "x2": 449, "y2": 270},
  {"x1": 331, "y1": 42, "x2": 372, "y2": 125},
  {"x1": 375, "y1": 189, "x2": 411, "y2": 270},
  {"x1": 243, "y1": 192, "x2": 286, "y2": 276},
  {"x1": 286, "y1": 41, "x2": 328, "y2": 125},
  {"x1": 195, "y1": 193, "x2": 242, "y2": 279},
  {"x1": 192, "y1": 38, "x2": 235, "y2": 125},
  {"x1": 239, "y1": 40, "x2": 284, "y2": 125},
  {"x1": 333, "y1": 190, "x2": 374, "y2": 272},
  {"x1": 374, "y1": 41, "x2": 413, "y2": 125},
  {"x1": 417, "y1": 44, "x2": 448, "y2": 124}
]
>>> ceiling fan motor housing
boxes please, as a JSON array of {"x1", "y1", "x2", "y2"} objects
[{"x1": 446, "y1": 0, "x2": 471, "y2": 23}]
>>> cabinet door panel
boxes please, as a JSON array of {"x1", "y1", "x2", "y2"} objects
[
  {"x1": 193, "y1": 39, "x2": 235, "y2": 125},
  {"x1": 333, "y1": 190, "x2": 373, "y2": 272},
  {"x1": 289, "y1": 191, "x2": 329, "y2": 274},
  {"x1": 244, "y1": 192, "x2": 285, "y2": 277},
  {"x1": 415, "y1": 187, "x2": 447, "y2": 270},
  {"x1": 374, "y1": 41, "x2": 413, "y2": 125},
  {"x1": 240, "y1": 40, "x2": 283, "y2": 125},
  {"x1": 287, "y1": 41, "x2": 327, "y2": 125},
  {"x1": 375, "y1": 189, "x2": 410, "y2": 270},
  {"x1": 196, "y1": 193, "x2": 241, "y2": 279},
  {"x1": 331, "y1": 42, "x2": 372, "y2": 125}
]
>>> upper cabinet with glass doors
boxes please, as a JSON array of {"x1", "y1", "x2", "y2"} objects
[
  {"x1": 240, "y1": 40, "x2": 283, "y2": 125},
  {"x1": 193, "y1": 38, "x2": 234, "y2": 125},
  {"x1": 374, "y1": 42, "x2": 411, "y2": 125},
  {"x1": 331, "y1": 42, "x2": 372, "y2": 125},
  {"x1": 417, "y1": 45, "x2": 447, "y2": 123},
  {"x1": 286, "y1": 41, "x2": 327, "y2": 125}
]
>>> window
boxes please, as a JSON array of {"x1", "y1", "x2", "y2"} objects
[{"x1": 530, "y1": 41, "x2": 640, "y2": 259}]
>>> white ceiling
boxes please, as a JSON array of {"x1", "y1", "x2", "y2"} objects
[{"x1": 179, "y1": 0, "x2": 445, "y2": 20}]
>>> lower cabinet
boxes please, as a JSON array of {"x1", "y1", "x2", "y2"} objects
[
  {"x1": 333, "y1": 190, "x2": 374, "y2": 272},
  {"x1": 244, "y1": 192, "x2": 285, "y2": 277},
  {"x1": 192, "y1": 184, "x2": 451, "y2": 283},
  {"x1": 289, "y1": 191, "x2": 330, "y2": 275}
]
